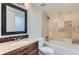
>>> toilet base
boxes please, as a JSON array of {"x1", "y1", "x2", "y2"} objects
[{"x1": 39, "y1": 50, "x2": 45, "y2": 55}]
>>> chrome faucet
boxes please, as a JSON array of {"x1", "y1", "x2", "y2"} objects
[
  {"x1": 14, "y1": 37, "x2": 17, "y2": 41},
  {"x1": 17, "y1": 36, "x2": 21, "y2": 41},
  {"x1": 12, "y1": 36, "x2": 21, "y2": 41}
]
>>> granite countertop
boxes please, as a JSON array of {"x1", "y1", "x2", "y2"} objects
[{"x1": 0, "y1": 38, "x2": 38, "y2": 55}]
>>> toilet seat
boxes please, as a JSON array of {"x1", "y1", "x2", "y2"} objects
[{"x1": 39, "y1": 47, "x2": 54, "y2": 55}]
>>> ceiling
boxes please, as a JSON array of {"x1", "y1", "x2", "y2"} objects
[{"x1": 33, "y1": 3, "x2": 79, "y2": 18}]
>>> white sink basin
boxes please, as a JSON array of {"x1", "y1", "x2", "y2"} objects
[{"x1": 10, "y1": 40, "x2": 28, "y2": 46}]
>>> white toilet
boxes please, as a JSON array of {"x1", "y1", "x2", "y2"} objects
[{"x1": 37, "y1": 38, "x2": 54, "y2": 55}]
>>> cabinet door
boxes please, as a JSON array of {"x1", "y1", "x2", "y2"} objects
[
  {"x1": 23, "y1": 48, "x2": 38, "y2": 55},
  {"x1": 16, "y1": 43, "x2": 37, "y2": 55},
  {"x1": 23, "y1": 42, "x2": 38, "y2": 55}
]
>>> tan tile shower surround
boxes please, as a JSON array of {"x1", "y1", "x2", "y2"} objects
[{"x1": 48, "y1": 7, "x2": 79, "y2": 44}]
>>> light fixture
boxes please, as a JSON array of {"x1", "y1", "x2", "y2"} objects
[
  {"x1": 17, "y1": 3, "x2": 31, "y2": 9},
  {"x1": 40, "y1": 3, "x2": 46, "y2": 7},
  {"x1": 24, "y1": 3, "x2": 31, "y2": 9}
]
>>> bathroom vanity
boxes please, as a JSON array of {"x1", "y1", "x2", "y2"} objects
[
  {"x1": 0, "y1": 38, "x2": 38, "y2": 55},
  {"x1": 0, "y1": 3, "x2": 38, "y2": 55},
  {"x1": 0, "y1": 3, "x2": 39, "y2": 55}
]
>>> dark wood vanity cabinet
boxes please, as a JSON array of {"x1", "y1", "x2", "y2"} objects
[{"x1": 3, "y1": 42, "x2": 38, "y2": 55}]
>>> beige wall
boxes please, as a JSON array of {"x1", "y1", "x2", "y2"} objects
[
  {"x1": 0, "y1": 4, "x2": 1, "y2": 36},
  {"x1": 27, "y1": 4, "x2": 42, "y2": 37}
]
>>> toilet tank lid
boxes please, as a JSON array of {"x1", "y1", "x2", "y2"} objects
[{"x1": 36, "y1": 38, "x2": 44, "y2": 40}]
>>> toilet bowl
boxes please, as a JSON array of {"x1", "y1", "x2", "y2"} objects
[
  {"x1": 39, "y1": 47, "x2": 54, "y2": 55},
  {"x1": 37, "y1": 38, "x2": 54, "y2": 55}
]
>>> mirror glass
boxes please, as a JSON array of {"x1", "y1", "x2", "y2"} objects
[{"x1": 6, "y1": 6, "x2": 25, "y2": 32}]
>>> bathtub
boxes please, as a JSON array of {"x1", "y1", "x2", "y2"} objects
[{"x1": 44, "y1": 40, "x2": 79, "y2": 55}]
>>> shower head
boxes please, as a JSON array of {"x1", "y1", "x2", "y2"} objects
[{"x1": 40, "y1": 3, "x2": 46, "y2": 7}]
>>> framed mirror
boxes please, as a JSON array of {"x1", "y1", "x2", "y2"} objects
[{"x1": 1, "y1": 3, "x2": 27, "y2": 35}]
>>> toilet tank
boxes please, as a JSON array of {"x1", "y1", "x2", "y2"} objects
[{"x1": 37, "y1": 38, "x2": 44, "y2": 48}]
